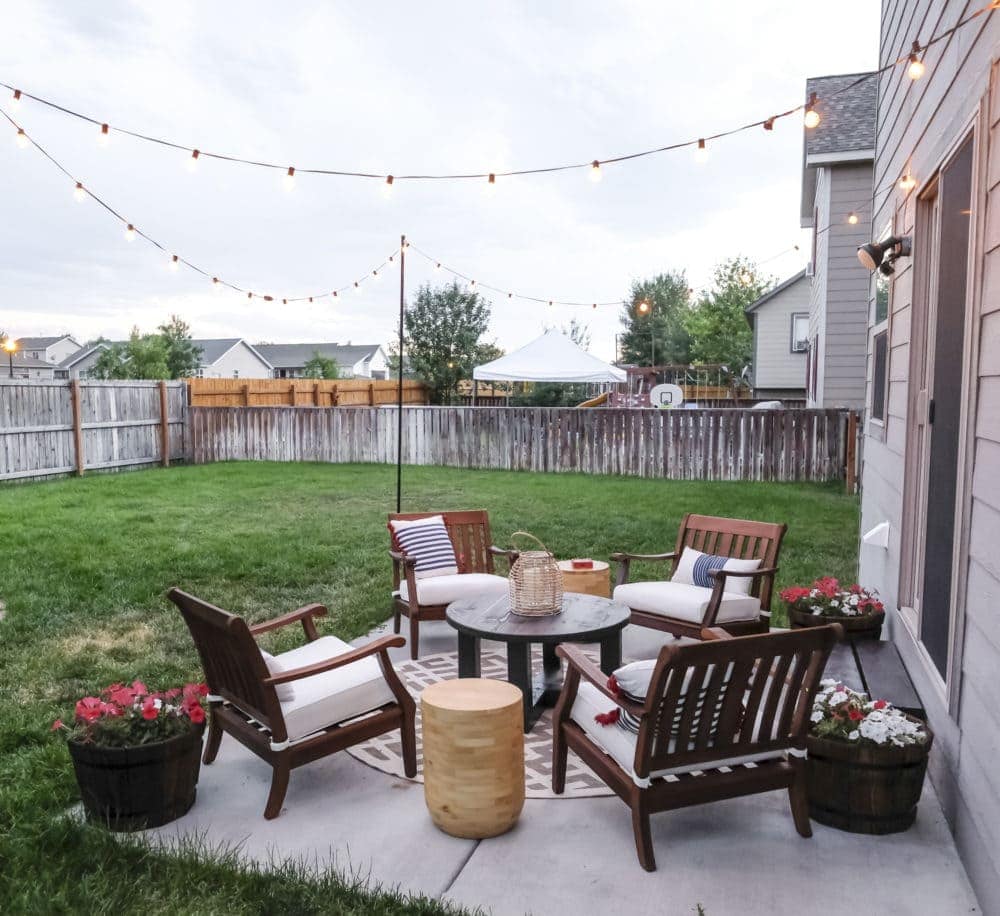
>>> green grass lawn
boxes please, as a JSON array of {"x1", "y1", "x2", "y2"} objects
[{"x1": 0, "y1": 462, "x2": 858, "y2": 914}]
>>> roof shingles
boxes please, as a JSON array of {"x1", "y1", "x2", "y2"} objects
[{"x1": 805, "y1": 72, "x2": 877, "y2": 157}]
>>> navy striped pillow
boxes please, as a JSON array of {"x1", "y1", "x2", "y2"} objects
[
  {"x1": 390, "y1": 515, "x2": 459, "y2": 580},
  {"x1": 691, "y1": 552, "x2": 729, "y2": 588}
]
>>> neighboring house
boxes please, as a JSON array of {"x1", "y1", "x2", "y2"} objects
[
  {"x1": 857, "y1": 5, "x2": 1000, "y2": 913},
  {"x1": 15, "y1": 335, "x2": 81, "y2": 365},
  {"x1": 189, "y1": 339, "x2": 273, "y2": 379},
  {"x1": 255, "y1": 343, "x2": 389, "y2": 379},
  {"x1": 744, "y1": 270, "x2": 809, "y2": 403},
  {"x1": 4, "y1": 354, "x2": 57, "y2": 379},
  {"x1": 800, "y1": 72, "x2": 876, "y2": 409},
  {"x1": 55, "y1": 343, "x2": 108, "y2": 380}
]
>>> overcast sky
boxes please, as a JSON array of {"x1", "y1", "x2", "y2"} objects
[{"x1": 1, "y1": 1, "x2": 879, "y2": 361}]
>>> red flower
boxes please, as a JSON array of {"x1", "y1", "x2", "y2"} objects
[
  {"x1": 780, "y1": 586, "x2": 811, "y2": 604},
  {"x1": 182, "y1": 682, "x2": 208, "y2": 699},
  {"x1": 814, "y1": 577, "x2": 840, "y2": 598},
  {"x1": 848, "y1": 707, "x2": 863, "y2": 722},
  {"x1": 606, "y1": 675, "x2": 621, "y2": 697},
  {"x1": 187, "y1": 704, "x2": 206, "y2": 725},
  {"x1": 164, "y1": 688, "x2": 182, "y2": 700},
  {"x1": 141, "y1": 697, "x2": 159, "y2": 721},
  {"x1": 75, "y1": 697, "x2": 105, "y2": 723},
  {"x1": 873, "y1": 699, "x2": 888, "y2": 710},
  {"x1": 106, "y1": 684, "x2": 136, "y2": 706},
  {"x1": 51, "y1": 719, "x2": 64, "y2": 731},
  {"x1": 131, "y1": 680, "x2": 149, "y2": 697}
]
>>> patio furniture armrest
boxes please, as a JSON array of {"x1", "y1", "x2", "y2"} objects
[
  {"x1": 611, "y1": 550, "x2": 677, "y2": 587},
  {"x1": 389, "y1": 549, "x2": 417, "y2": 568},
  {"x1": 555, "y1": 644, "x2": 645, "y2": 717},
  {"x1": 707, "y1": 566, "x2": 779, "y2": 584},
  {"x1": 250, "y1": 603, "x2": 328, "y2": 641},
  {"x1": 488, "y1": 545, "x2": 519, "y2": 570},
  {"x1": 262, "y1": 635, "x2": 407, "y2": 686},
  {"x1": 700, "y1": 567, "x2": 778, "y2": 629},
  {"x1": 699, "y1": 627, "x2": 735, "y2": 641}
]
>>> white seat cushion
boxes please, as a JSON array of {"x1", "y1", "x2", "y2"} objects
[
  {"x1": 613, "y1": 580, "x2": 761, "y2": 625},
  {"x1": 273, "y1": 636, "x2": 396, "y2": 742},
  {"x1": 570, "y1": 682, "x2": 784, "y2": 787},
  {"x1": 398, "y1": 572, "x2": 508, "y2": 606}
]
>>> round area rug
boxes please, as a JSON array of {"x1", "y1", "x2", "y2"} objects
[{"x1": 346, "y1": 648, "x2": 615, "y2": 798}]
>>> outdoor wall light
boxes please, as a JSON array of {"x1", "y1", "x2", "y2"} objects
[{"x1": 857, "y1": 236, "x2": 912, "y2": 275}]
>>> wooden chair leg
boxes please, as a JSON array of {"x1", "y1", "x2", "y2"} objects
[
  {"x1": 264, "y1": 759, "x2": 290, "y2": 820},
  {"x1": 409, "y1": 616, "x2": 420, "y2": 660},
  {"x1": 392, "y1": 602, "x2": 401, "y2": 634},
  {"x1": 552, "y1": 723, "x2": 568, "y2": 794},
  {"x1": 202, "y1": 709, "x2": 223, "y2": 764},
  {"x1": 788, "y1": 757, "x2": 813, "y2": 838},
  {"x1": 631, "y1": 795, "x2": 656, "y2": 871},
  {"x1": 400, "y1": 713, "x2": 417, "y2": 778}
]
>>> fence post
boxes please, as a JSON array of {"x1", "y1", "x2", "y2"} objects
[
  {"x1": 313, "y1": 382, "x2": 321, "y2": 407},
  {"x1": 70, "y1": 379, "x2": 85, "y2": 476},
  {"x1": 845, "y1": 411, "x2": 858, "y2": 493},
  {"x1": 331, "y1": 384, "x2": 339, "y2": 406},
  {"x1": 368, "y1": 382, "x2": 376, "y2": 406},
  {"x1": 242, "y1": 383, "x2": 250, "y2": 407},
  {"x1": 158, "y1": 380, "x2": 170, "y2": 467}
]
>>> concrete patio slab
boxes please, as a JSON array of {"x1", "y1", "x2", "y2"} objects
[{"x1": 143, "y1": 621, "x2": 981, "y2": 915}]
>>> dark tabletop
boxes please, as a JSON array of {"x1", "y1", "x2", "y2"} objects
[{"x1": 446, "y1": 592, "x2": 630, "y2": 643}]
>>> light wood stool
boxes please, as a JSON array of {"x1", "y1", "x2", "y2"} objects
[
  {"x1": 421, "y1": 678, "x2": 525, "y2": 839},
  {"x1": 558, "y1": 560, "x2": 611, "y2": 598}
]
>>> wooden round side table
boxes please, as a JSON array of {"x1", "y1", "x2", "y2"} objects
[
  {"x1": 421, "y1": 678, "x2": 525, "y2": 839},
  {"x1": 557, "y1": 560, "x2": 611, "y2": 598}
]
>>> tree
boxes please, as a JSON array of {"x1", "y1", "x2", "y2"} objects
[
  {"x1": 512, "y1": 319, "x2": 594, "y2": 407},
  {"x1": 91, "y1": 328, "x2": 170, "y2": 379},
  {"x1": 618, "y1": 272, "x2": 692, "y2": 366},
  {"x1": 158, "y1": 315, "x2": 202, "y2": 379},
  {"x1": 683, "y1": 257, "x2": 772, "y2": 372},
  {"x1": 401, "y1": 281, "x2": 501, "y2": 404},
  {"x1": 302, "y1": 351, "x2": 340, "y2": 379}
]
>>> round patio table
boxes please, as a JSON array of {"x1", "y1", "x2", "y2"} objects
[{"x1": 446, "y1": 592, "x2": 630, "y2": 732}]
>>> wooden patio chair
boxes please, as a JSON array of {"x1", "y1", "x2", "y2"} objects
[
  {"x1": 612, "y1": 514, "x2": 787, "y2": 639},
  {"x1": 552, "y1": 624, "x2": 842, "y2": 871},
  {"x1": 168, "y1": 588, "x2": 416, "y2": 819},
  {"x1": 388, "y1": 510, "x2": 517, "y2": 659}
]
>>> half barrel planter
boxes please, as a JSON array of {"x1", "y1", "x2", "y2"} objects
[
  {"x1": 805, "y1": 722, "x2": 933, "y2": 834},
  {"x1": 788, "y1": 607, "x2": 885, "y2": 640},
  {"x1": 68, "y1": 726, "x2": 204, "y2": 831}
]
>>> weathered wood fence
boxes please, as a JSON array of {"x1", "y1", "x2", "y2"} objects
[
  {"x1": 0, "y1": 379, "x2": 186, "y2": 481},
  {"x1": 187, "y1": 377, "x2": 427, "y2": 407},
  {"x1": 189, "y1": 406, "x2": 853, "y2": 482}
]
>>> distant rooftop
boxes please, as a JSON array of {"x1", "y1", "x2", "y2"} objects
[
  {"x1": 15, "y1": 335, "x2": 77, "y2": 350},
  {"x1": 255, "y1": 343, "x2": 381, "y2": 368}
]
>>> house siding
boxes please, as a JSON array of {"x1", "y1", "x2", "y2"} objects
[
  {"x1": 750, "y1": 277, "x2": 809, "y2": 391},
  {"x1": 202, "y1": 342, "x2": 272, "y2": 379},
  {"x1": 860, "y1": 4, "x2": 1000, "y2": 912}
]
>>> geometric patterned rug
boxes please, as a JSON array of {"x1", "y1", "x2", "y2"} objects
[{"x1": 345, "y1": 649, "x2": 615, "y2": 798}]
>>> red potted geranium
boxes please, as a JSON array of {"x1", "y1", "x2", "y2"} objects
[
  {"x1": 54, "y1": 679, "x2": 207, "y2": 830},
  {"x1": 781, "y1": 577, "x2": 885, "y2": 639}
]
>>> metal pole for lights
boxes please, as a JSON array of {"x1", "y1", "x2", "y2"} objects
[{"x1": 396, "y1": 234, "x2": 405, "y2": 513}]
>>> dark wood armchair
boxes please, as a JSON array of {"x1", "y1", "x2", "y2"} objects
[
  {"x1": 612, "y1": 514, "x2": 787, "y2": 638},
  {"x1": 168, "y1": 588, "x2": 416, "y2": 819},
  {"x1": 552, "y1": 624, "x2": 842, "y2": 870},
  {"x1": 389, "y1": 510, "x2": 517, "y2": 659}
]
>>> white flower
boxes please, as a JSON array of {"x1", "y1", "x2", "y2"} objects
[
  {"x1": 830, "y1": 599, "x2": 840, "y2": 608},
  {"x1": 848, "y1": 595, "x2": 860, "y2": 607},
  {"x1": 811, "y1": 709, "x2": 824, "y2": 723},
  {"x1": 829, "y1": 691, "x2": 849, "y2": 706},
  {"x1": 848, "y1": 730, "x2": 860, "y2": 741},
  {"x1": 811, "y1": 605, "x2": 823, "y2": 615},
  {"x1": 820, "y1": 678, "x2": 836, "y2": 687}
]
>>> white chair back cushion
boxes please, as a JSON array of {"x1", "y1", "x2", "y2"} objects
[
  {"x1": 260, "y1": 650, "x2": 296, "y2": 702},
  {"x1": 389, "y1": 515, "x2": 459, "y2": 580}
]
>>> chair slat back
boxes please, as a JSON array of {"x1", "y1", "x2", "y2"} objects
[
  {"x1": 673, "y1": 514, "x2": 787, "y2": 609},
  {"x1": 635, "y1": 626, "x2": 840, "y2": 778},
  {"x1": 167, "y1": 588, "x2": 286, "y2": 740},
  {"x1": 389, "y1": 510, "x2": 494, "y2": 574}
]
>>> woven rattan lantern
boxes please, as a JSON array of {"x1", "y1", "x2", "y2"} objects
[{"x1": 508, "y1": 532, "x2": 563, "y2": 616}]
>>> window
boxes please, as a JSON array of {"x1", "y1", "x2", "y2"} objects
[
  {"x1": 871, "y1": 330, "x2": 888, "y2": 422},
  {"x1": 195, "y1": 367, "x2": 204, "y2": 379},
  {"x1": 790, "y1": 314, "x2": 809, "y2": 352},
  {"x1": 232, "y1": 369, "x2": 240, "y2": 379}
]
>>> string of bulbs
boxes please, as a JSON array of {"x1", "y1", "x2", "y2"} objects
[{"x1": 2, "y1": 1, "x2": 994, "y2": 190}]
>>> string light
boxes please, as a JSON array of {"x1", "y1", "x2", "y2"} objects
[
  {"x1": 804, "y1": 93, "x2": 820, "y2": 129},
  {"x1": 213, "y1": 277, "x2": 223, "y2": 293},
  {"x1": 589, "y1": 160, "x2": 602, "y2": 182},
  {"x1": 124, "y1": 223, "x2": 136, "y2": 242},
  {"x1": 763, "y1": 117, "x2": 775, "y2": 131},
  {"x1": 637, "y1": 300, "x2": 651, "y2": 315},
  {"x1": 11, "y1": 88, "x2": 20, "y2": 109},
  {"x1": 169, "y1": 254, "x2": 179, "y2": 271},
  {"x1": 98, "y1": 123, "x2": 109, "y2": 146},
  {"x1": 434, "y1": 262, "x2": 441, "y2": 271},
  {"x1": 899, "y1": 173, "x2": 917, "y2": 191},
  {"x1": 15, "y1": 127, "x2": 27, "y2": 148},
  {"x1": 283, "y1": 166, "x2": 295, "y2": 190},
  {"x1": 187, "y1": 149, "x2": 200, "y2": 171},
  {"x1": 907, "y1": 42, "x2": 925, "y2": 80},
  {"x1": 354, "y1": 280, "x2": 361, "y2": 293},
  {"x1": 372, "y1": 269, "x2": 380, "y2": 280},
  {"x1": 694, "y1": 139, "x2": 708, "y2": 163},
  {"x1": 73, "y1": 181, "x2": 85, "y2": 202},
  {"x1": 848, "y1": 212, "x2": 859, "y2": 225},
  {"x1": 382, "y1": 175, "x2": 394, "y2": 198}
]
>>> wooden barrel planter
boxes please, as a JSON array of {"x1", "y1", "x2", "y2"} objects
[
  {"x1": 788, "y1": 607, "x2": 884, "y2": 640},
  {"x1": 805, "y1": 722, "x2": 933, "y2": 834},
  {"x1": 68, "y1": 727, "x2": 204, "y2": 831}
]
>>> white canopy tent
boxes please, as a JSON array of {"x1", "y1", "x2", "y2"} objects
[{"x1": 473, "y1": 329, "x2": 626, "y2": 384}]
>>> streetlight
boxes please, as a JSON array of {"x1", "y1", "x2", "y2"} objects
[{"x1": 3, "y1": 337, "x2": 16, "y2": 378}]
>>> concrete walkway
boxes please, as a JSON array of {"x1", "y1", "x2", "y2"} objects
[{"x1": 147, "y1": 621, "x2": 981, "y2": 916}]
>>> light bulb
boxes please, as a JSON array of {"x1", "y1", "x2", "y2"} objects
[
  {"x1": 15, "y1": 128, "x2": 28, "y2": 148},
  {"x1": 187, "y1": 149, "x2": 200, "y2": 171},
  {"x1": 354, "y1": 281, "x2": 362, "y2": 294},
  {"x1": 98, "y1": 123, "x2": 110, "y2": 146},
  {"x1": 212, "y1": 277, "x2": 223, "y2": 293},
  {"x1": 637, "y1": 300, "x2": 651, "y2": 315},
  {"x1": 899, "y1": 173, "x2": 917, "y2": 191},
  {"x1": 434, "y1": 262, "x2": 442, "y2": 271},
  {"x1": 332, "y1": 290, "x2": 339, "y2": 299},
  {"x1": 169, "y1": 254, "x2": 179, "y2": 271},
  {"x1": 592, "y1": 303, "x2": 597, "y2": 309},
  {"x1": 694, "y1": 139, "x2": 708, "y2": 163},
  {"x1": 589, "y1": 160, "x2": 602, "y2": 182},
  {"x1": 372, "y1": 269, "x2": 380, "y2": 281},
  {"x1": 283, "y1": 166, "x2": 295, "y2": 190},
  {"x1": 804, "y1": 92, "x2": 820, "y2": 129},
  {"x1": 124, "y1": 224, "x2": 136, "y2": 242},
  {"x1": 848, "y1": 212, "x2": 859, "y2": 225},
  {"x1": 469, "y1": 279, "x2": 477, "y2": 291},
  {"x1": 11, "y1": 88, "x2": 21, "y2": 109},
  {"x1": 507, "y1": 292, "x2": 512, "y2": 299},
  {"x1": 382, "y1": 175, "x2": 394, "y2": 199},
  {"x1": 486, "y1": 173, "x2": 497, "y2": 195},
  {"x1": 73, "y1": 182, "x2": 86, "y2": 202},
  {"x1": 908, "y1": 42, "x2": 925, "y2": 80}
]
